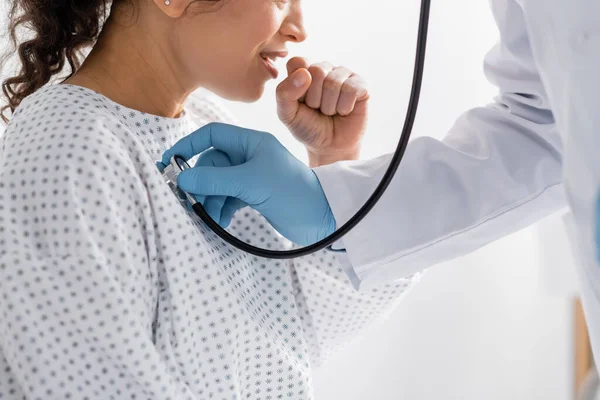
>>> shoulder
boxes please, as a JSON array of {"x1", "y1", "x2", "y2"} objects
[
  {"x1": 12, "y1": 83, "x2": 120, "y2": 123},
  {"x1": 1, "y1": 85, "x2": 143, "y2": 192},
  {"x1": 4, "y1": 85, "x2": 136, "y2": 162}
]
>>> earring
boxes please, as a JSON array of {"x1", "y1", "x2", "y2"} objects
[{"x1": 165, "y1": 0, "x2": 170, "y2": 4}]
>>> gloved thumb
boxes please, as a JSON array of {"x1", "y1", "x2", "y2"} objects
[
  {"x1": 276, "y1": 68, "x2": 312, "y2": 125},
  {"x1": 177, "y1": 165, "x2": 247, "y2": 200}
]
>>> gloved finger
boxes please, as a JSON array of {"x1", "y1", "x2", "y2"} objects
[
  {"x1": 187, "y1": 149, "x2": 232, "y2": 214},
  {"x1": 177, "y1": 165, "x2": 249, "y2": 200},
  {"x1": 193, "y1": 148, "x2": 233, "y2": 169},
  {"x1": 219, "y1": 197, "x2": 248, "y2": 229},
  {"x1": 156, "y1": 161, "x2": 167, "y2": 173},
  {"x1": 202, "y1": 195, "x2": 227, "y2": 222},
  {"x1": 161, "y1": 122, "x2": 256, "y2": 166}
]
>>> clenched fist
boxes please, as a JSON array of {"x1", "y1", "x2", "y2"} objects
[{"x1": 276, "y1": 57, "x2": 370, "y2": 167}]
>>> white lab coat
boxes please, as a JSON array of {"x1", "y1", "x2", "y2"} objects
[{"x1": 314, "y1": 0, "x2": 600, "y2": 364}]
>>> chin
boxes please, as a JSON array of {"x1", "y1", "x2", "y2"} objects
[{"x1": 212, "y1": 81, "x2": 267, "y2": 103}]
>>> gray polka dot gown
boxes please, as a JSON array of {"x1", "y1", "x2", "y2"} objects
[{"x1": 0, "y1": 84, "x2": 420, "y2": 399}]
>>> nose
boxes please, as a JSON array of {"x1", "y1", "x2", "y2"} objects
[{"x1": 280, "y1": 4, "x2": 308, "y2": 43}]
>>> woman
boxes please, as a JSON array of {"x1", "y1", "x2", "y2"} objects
[{"x1": 0, "y1": 1, "x2": 420, "y2": 399}]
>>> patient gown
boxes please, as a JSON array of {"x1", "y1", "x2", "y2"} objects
[{"x1": 0, "y1": 84, "x2": 420, "y2": 399}]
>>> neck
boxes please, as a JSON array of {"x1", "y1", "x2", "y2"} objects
[{"x1": 64, "y1": 7, "x2": 197, "y2": 118}]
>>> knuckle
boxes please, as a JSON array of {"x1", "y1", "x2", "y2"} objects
[
  {"x1": 314, "y1": 61, "x2": 333, "y2": 69},
  {"x1": 322, "y1": 77, "x2": 342, "y2": 91},
  {"x1": 205, "y1": 121, "x2": 219, "y2": 130},
  {"x1": 344, "y1": 77, "x2": 368, "y2": 95},
  {"x1": 288, "y1": 56, "x2": 308, "y2": 67},
  {"x1": 260, "y1": 131, "x2": 277, "y2": 143},
  {"x1": 352, "y1": 75, "x2": 368, "y2": 87},
  {"x1": 340, "y1": 81, "x2": 358, "y2": 93},
  {"x1": 308, "y1": 65, "x2": 328, "y2": 79},
  {"x1": 334, "y1": 66, "x2": 353, "y2": 75}
]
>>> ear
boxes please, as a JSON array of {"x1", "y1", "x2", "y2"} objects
[{"x1": 153, "y1": 0, "x2": 193, "y2": 18}]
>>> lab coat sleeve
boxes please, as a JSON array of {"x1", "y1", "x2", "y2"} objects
[
  {"x1": 0, "y1": 120, "x2": 191, "y2": 399},
  {"x1": 314, "y1": 0, "x2": 565, "y2": 289}
]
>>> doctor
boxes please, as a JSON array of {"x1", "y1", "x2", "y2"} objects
[{"x1": 162, "y1": 0, "x2": 600, "y2": 363}]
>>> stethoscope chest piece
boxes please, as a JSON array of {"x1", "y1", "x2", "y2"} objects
[{"x1": 161, "y1": 155, "x2": 198, "y2": 207}]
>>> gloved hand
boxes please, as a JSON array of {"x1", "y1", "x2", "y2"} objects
[
  {"x1": 188, "y1": 149, "x2": 247, "y2": 228},
  {"x1": 160, "y1": 122, "x2": 336, "y2": 246}
]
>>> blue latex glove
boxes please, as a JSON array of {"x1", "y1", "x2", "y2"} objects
[
  {"x1": 190, "y1": 149, "x2": 247, "y2": 228},
  {"x1": 157, "y1": 148, "x2": 246, "y2": 228},
  {"x1": 160, "y1": 122, "x2": 336, "y2": 246}
]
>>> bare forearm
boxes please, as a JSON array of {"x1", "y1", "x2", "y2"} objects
[{"x1": 307, "y1": 149, "x2": 360, "y2": 168}]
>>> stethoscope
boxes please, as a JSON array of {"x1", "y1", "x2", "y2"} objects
[{"x1": 163, "y1": 0, "x2": 431, "y2": 259}]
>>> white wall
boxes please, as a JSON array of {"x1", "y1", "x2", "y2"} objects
[{"x1": 222, "y1": 1, "x2": 574, "y2": 399}]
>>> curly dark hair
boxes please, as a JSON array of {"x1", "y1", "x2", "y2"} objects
[
  {"x1": 0, "y1": 0, "x2": 113, "y2": 122},
  {"x1": 0, "y1": 0, "x2": 220, "y2": 123}
]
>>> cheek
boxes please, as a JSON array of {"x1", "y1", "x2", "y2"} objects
[
  {"x1": 249, "y1": 16, "x2": 281, "y2": 48},
  {"x1": 234, "y1": 4, "x2": 283, "y2": 54},
  {"x1": 176, "y1": 2, "x2": 284, "y2": 100},
  {"x1": 201, "y1": 14, "x2": 279, "y2": 75}
]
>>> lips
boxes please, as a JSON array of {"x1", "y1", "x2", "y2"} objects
[
  {"x1": 260, "y1": 51, "x2": 289, "y2": 61},
  {"x1": 259, "y1": 51, "x2": 288, "y2": 79}
]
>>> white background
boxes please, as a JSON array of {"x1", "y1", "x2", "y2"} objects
[{"x1": 0, "y1": 0, "x2": 577, "y2": 399}]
